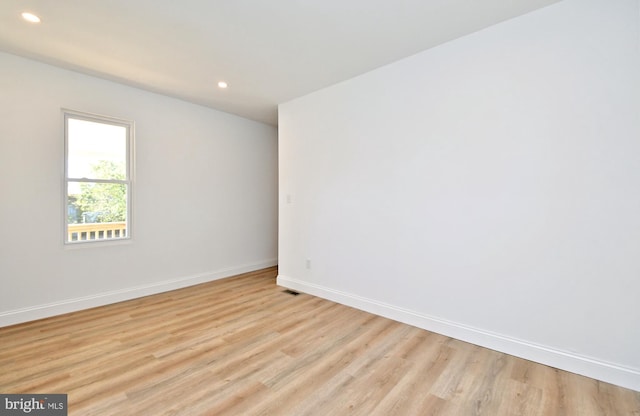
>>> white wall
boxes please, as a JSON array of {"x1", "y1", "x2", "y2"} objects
[
  {"x1": 0, "y1": 52, "x2": 278, "y2": 325},
  {"x1": 278, "y1": 0, "x2": 640, "y2": 391}
]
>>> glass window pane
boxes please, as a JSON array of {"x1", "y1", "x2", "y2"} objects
[
  {"x1": 67, "y1": 182, "x2": 128, "y2": 242},
  {"x1": 67, "y1": 118, "x2": 127, "y2": 180}
]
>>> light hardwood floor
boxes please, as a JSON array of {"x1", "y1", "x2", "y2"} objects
[{"x1": 1, "y1": 267, "x2": 638, "y2": 415}]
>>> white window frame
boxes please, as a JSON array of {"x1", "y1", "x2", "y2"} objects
[{"x1": 63, "y1": 109, "x2": 134, "y2": 244}]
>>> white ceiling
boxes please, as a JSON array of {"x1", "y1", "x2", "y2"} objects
[{"x1": 0, "y1": 0, "x2": 560, "y2": 126}]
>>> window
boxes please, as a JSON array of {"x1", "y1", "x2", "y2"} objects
[{"x1": 64, "y1": 110, "x2": 133, "y2": 243}]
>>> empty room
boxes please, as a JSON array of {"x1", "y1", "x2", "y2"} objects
[{"x1": 0, "y1": 0, "x2": 639, "y2": 414}]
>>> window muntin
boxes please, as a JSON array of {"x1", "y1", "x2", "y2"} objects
[{"x1": 64, "y1": 111, "x2": 132, "y2": 244}]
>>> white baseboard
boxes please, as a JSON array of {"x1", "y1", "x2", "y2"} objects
[
  {"x1": 0, "y1": 259, "x2": 277, "y2": 328},
  {"x1": 277, "y1": 274, "x2": 640, "y2": 392}
]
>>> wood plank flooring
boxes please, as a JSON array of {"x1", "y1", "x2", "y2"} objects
[{"x1": 1, "y1": 267, "x2": 638, "y2": 415}]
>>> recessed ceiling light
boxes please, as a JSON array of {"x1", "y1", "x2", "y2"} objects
[
  {"x1": 21, "y1": 12, "x2": 41, "y2": 23},
  {"x1": 217, "y1": 81, "x2": 228, "y2": 89}
]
